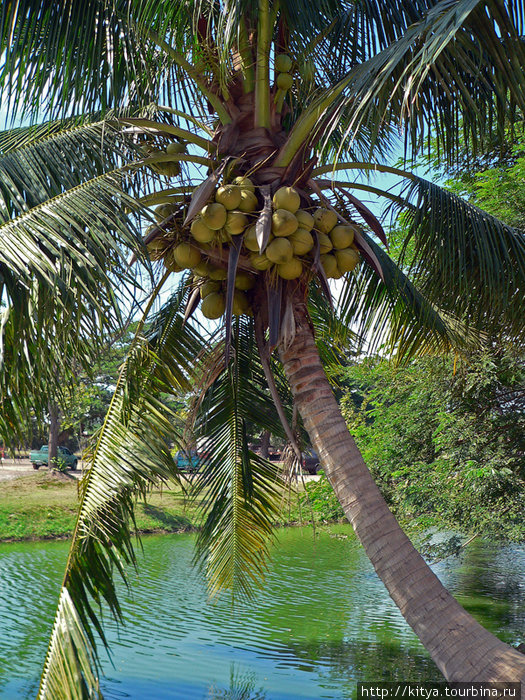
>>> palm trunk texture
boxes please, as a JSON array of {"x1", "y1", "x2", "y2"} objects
[{"x1": 279, "y1": 297, "x2": 525, "y2": 688}]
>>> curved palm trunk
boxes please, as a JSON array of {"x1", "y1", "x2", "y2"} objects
[{"x1": 279, "y1": 296, "x2": 525, "y2": 688}]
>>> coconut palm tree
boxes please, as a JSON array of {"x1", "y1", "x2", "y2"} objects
[{"x1": 1, "y1": 0, "x2": 525, "y2": 696}]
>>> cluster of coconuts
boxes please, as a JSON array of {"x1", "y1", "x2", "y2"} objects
[
  {"x1": 145, "y1": 139, "x2": 186, "y2": 177},
  {"x1": 146, "y1": 177, "x2": 361, "y2": 320},
  {"x1": 275, "y1": 53, "x2": 294, "y2": 92}
]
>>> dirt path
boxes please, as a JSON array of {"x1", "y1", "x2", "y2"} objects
[{"x1": 0, "y1": 458, "x2": 84, "y2": 481}]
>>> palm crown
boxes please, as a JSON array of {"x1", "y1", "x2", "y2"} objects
[{"x1": 1, "y1": 0, "x2": 525, "y2": 697}]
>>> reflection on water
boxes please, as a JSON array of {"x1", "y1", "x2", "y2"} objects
[{"x1": 0, "y1": 526, "x2": 524, "y2": 699}]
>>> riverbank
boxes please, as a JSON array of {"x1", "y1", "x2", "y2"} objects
[{"x1": 0, "y1": 471, "x2": 310, "y2": 542}]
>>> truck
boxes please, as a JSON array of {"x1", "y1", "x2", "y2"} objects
[{"x1": 29, "y1": 446, "x2": 78, "y2": 471}]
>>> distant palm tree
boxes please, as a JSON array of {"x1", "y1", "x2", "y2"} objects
[{"x1": 1, "y1": 1, "x2": 525, "y2": 697}]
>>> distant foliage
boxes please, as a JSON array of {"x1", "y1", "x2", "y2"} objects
[
  {"x1": 301, "y1": 471, "x2": 345, "y2": 521},
  {"x1": 336, "y1": 350, "x2": 525, "y2": 541}
]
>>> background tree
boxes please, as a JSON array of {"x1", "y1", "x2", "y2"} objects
[{"x1": 1, "y1": 1, "x2": 525, "y2": 697}]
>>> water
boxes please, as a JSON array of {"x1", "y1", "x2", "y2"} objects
[{"x1": 0, "y1": 526, "x2": 524, "y2": 699}]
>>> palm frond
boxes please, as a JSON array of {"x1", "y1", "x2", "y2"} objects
[
  {"x1": 192, "y1": 317, "x2": 285, "y2": 599},
  {"x1": 337, "y1": 230, "x2": 478, "y2": 361},
  {"x1": 38, "y1": 280, "x2": 205, "y2": 699},
  {"x1": 397, "y1": 177, "x2": 525, "y2": 342}
]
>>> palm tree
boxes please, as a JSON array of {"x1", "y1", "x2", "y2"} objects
[{"x1": 1, "y1": 1, "x2": 525, "y2": 696}]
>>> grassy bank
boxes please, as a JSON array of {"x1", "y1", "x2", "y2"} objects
[{"x1": 0, "y1": 472, "x2": 309, "y2": 542}]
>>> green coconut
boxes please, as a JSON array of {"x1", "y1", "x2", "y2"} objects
[
  {"x1": 272, "y1": 209, "x2": 299, "y2": 237},
  {"x1": 275, "y1": 53, "x2": 293, "y2": 73},
  {"x1": 201, "y1": 202, "x2": 227, "y2": 230},
  {"x1": 235, "y1": 272, "x2": 256, "y2": 290},
  {"x1": 215, "y1": 184, "x2": 242, "y2": 210},
  {"x1": 157, "y1": 162, "x2": 181, "y2": 178},
  {"x1": 146, "y1": 237, "x2": 167, "y2": 260},
  {"x1": 250, "y1": 252, "x2": 272, "y2": 270},
  {"x1": 243, "y1": 224, "x2": 260, "y2": 252},
  {"x1": 191, "y1": 218, "x2": 216, "y2": 243},
  {"x1": 154, "y1": 203, "x2": 176, "y2": 222},
  {"x1": 266, "y1": 237, "x2": 293, "y2": 264},
  {"x1": 201, "y1": 292, "x2": 226, "y2": 319},
  {"x1": 276, "y1": 72, "x2": 293, "y2": 91},
  {"x1": 335, "y1": 248, "x2": 360, "y2": 273},
  {"x1": 217, "y1": 228, "x2": 232, "y2": 243},
  {"x1": 330, "y1": 224, "x2": 356, "y2": 250},
  {"x1": 295, "y1": 209, "x2": 314, "y2": 231},
  {"x1": 232, "y1": 290, "x2": 250, "y2": 315},
  {"x1": 166, "y1": 141, "x2": 186, "y2": 155},
  {"x1": 320, "y1": 253, "x2": 339, "y2": 278},
  {"x1": 277, "y1": 257, "x2": 303, "y2": 280},
  {"x1": 192, "y1": 261, "x2": 212, "y2": 277},
  {"x1": 272, "y1": 186, "x2": 300, "y2": 213},
  {"x1": 163, "y1": 249, "x2": 184, "y2": 273},
  {"x1": 232, "y1": 176, "x2": 255, "y2": 193},
  {"x1": 238, "y1": 189, "x2": 259, "y2": 213},
  {"x1": 317, "y1": 232, "x2": 333, "y2": 254},
  {"x1": 289, "y1": 228, "x2": 314, "y2": 255},
  {"x1": 299, "y1": 58, "x2": 315, "y2": 83},
  {"x1": 208, "y1": 266, "x2": 228, "y2": 281},
  {"x1": 173, "y1": 243, "x2": 202, "y2": 269},
  {"x1": 173, "y1": 242, "x2": 202, "y2": 269},
  {"x1": 200, "y1": 280, "x2": 222, "y2": 299},
  {"x1": 313, "y1": 207, "x2": 338, "y2": 233},
  {"x1": 225, "y1": 211, "x2": 248, "y2": 236}
]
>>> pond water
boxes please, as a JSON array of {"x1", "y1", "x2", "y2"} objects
[{"x1": 0, "y1": 525, "x2": 524, "y2": 699}]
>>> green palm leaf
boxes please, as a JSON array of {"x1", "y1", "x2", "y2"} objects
[
  {"x1": 38, "y1": 280, "x2": 205, "y2": 699},
  {"x1": 192, "y1": 317, "x2": 286, "y2": 598}
]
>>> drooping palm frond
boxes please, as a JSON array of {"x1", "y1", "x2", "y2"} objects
[
  {"x1": 337, "y1": 228, "x2": 478, "y2": 361},
  {"x1": 191, "y1": 317, "x2": 286, "y2": 599},
  {"x1": 397, "y1": 177, "x2": 525, "y2": 343},
  {"x1": 37, "y1": 279, "x2": 205, "y2": 700}
]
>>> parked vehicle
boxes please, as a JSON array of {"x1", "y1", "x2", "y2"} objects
[
  {"x1": 174, "y1": 450, "x2": 200, "y2": 472},
  {"x1": 29, "y1": 446, "x2": 78, "y2": 471},
  {"x1": 302, "y1": 449, "x2": 320, "y2": 474}
]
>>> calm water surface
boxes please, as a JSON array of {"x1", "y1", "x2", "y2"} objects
[{"x1": 0, "y1": 525, "x2": 524, "y2": 699}]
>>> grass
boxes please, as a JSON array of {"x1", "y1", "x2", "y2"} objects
[{"x1": 0, "y1": 472, "x2": 312, "y2": 542}]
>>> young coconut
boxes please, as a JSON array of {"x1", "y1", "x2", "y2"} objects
[
  {"x1": 320, "y1": 253, "x2": 339, "y2": 278},
  {"x1": 276, "y1": 72, "x2": 293, "y2": 91},
  {"x1": 201, "y1": 202, "x2": 227, "y2": 230},
  {"x1": 166, "y1": 141, "x2": 186, "y2": 155},
  {"x1": 225, "y1": 211, "x2": 248, "y2": 236},
  {"x1": 275, "y1": 53, "x2": 293, "y2": 73},
  {"x1": 243, "y1": 224, "x2": 261, "y2": 252},
  {"x1": 238, "y1": 189, "x2": 259, "y2": 213},
  {"x1": 295, "y1": 209, "x2": 314, "y2": 231},
  {"x1": 234, "y1": 272, "x2": 256, "y2": 290},
  {"x1": 201, "y1": 292, "x2": 226, "y2": 320},
  {"x1": 173, "y1": 242, "x2": 202, "y2": 269},
  {"x1": 215, "y1": 184, "x2": 242, "y2": 210},
  {"x1": 330, "y1": 224, "x2": 356, "y2": 249},
  {"x1": 192, "y1": 261, "x2": 212, "y2": 278},
  {"x1": 232, "y1": 290, "x2": 250, "y2": 315},
  {"x1": 163, "y1": 249, "x2": 184, "y2": 273},
  {"x1": 266, "y1": 237, "x2": 294, "y2": 264},
  {"x1": 272, "y1": 209, "x2": 299, "y2": 237},
  {"x1": 146, "y1": 237, "x2": 168, "y2": 261},
  {"x1": 232, "y1": 176, "x2": 255, "y2": 193},
  {"x1": 250, "y1": 252, "x2": 272, "y2": 270},
  {"x1": 289, "y1": 229, "x2": 314, "y2": 255},
  {"x1": 335, "y1": 248, "x2": 360, "y2": 273},
  {"x1": 277, "y1": 258, "x2": 303, "y2": 280},
  {"x1": 317, "y1": 232, "x2": 333, "y2": 254},
  {"x1": 200, "y1": 280, "x2": 222, "y2": 299},
  {"x1": 208, "y1": 266, "x2": 228, "y2": 280},
  {"x1": 313, "y1": 207, "x2": 338, "y2": 233},
  {"x1": 191, "y1": 218, "x2": 216, "y2": 244},
  {"x1": 272, "y1": 186, "x2": 301, "y2": 213}
]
